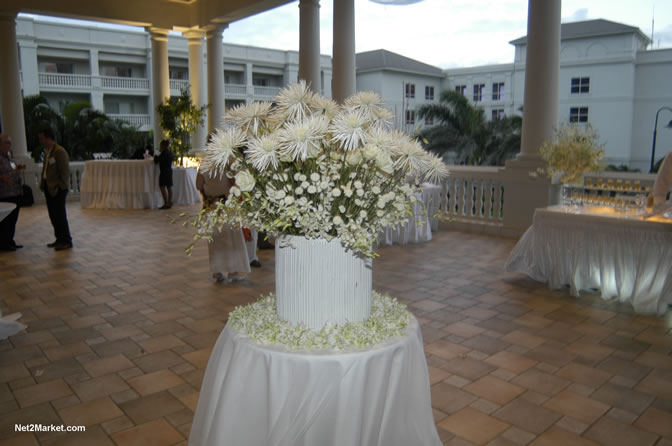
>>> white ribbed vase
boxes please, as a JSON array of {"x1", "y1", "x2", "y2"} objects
[{"x1": 275, "y1": 235, "x2": 372, "y2": 330}]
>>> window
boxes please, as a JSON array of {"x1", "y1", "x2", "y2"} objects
[
  {"x1": 425, "y1": 86, "x2": 434, "y2": 100},
  {"x1": 492, "y1": 82, "x2": 504, "y2": 101},
  {"x1": 44, "y1": 63, "x2": 74, "y2": 74},
  {"x1": 425, "y1": 116, "x2": 434, "y2": 126},
  {"x1": 405, "y1": 83, "x2": 415, "y2": 98},
  {"x1": 569, "y1": 107, "x2": 589, "y2": 123},
  {"x1": 571, "y1": 77, "x2": 590, "y2": 94},
  {"x1": 405, "y1": 110, "x2": 415, "y2": 125},
  {"x1": 473, "y1": 84, "x2": 485, "y2": 102},
  {"x1": 491, "y1": 109, "x2": 505, "y2": 120},
  {"x1": 455, "y1": 85, "x2": 466, "y2": 95}
]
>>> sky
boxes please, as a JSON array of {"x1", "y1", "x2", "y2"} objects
[
  {"x1": 221, "y1": 0, "x2": 672, "y2": 68},
  {"x1": 23, "y1": 0, "x2": 672, "y2": 69}
]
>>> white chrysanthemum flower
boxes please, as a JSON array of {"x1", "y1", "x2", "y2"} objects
[
  {"x1": 311, "y1": 95, "x2": 339, "y2": 119},
  {"x1": 423, "y1": 152, "x2": 451, "y2": 184},
  {"x1": 234, "y1": 170, "x2": 256, "y2": 192},
  {"x1": 224, "y1": 101, "x2": 272, "y2": 136},
  {"x1": 333, "y1": 216, "x2": 344, "y2": 225},
  {"x1": 346, "y1": 151, "x2": 363, "y2": 166},
  {"x1": 276, "y1": 190, "x2": 286, "y2": 200},
  {"x1": 284, "y1": 196, "x2": 295, "y2": 205},
  {"x1": 273, "y1": 80, "x2": 315, "y2": 121},
  {"x1": 392, "y1": 140, "x2": 431, "y2": 174},
  {"x1": 339, "y1": 205, "x2": 346, "y2": 213},
  {"x1": 295, "y1": 187, "x2": 304, "y2": 195},
  {"x1": 202, "y1": 127, "x2": 246, "y2": 177},
  {"x1": 245, "y1": 133, "x2": 281, "y2": 172},
  {"x1": 375, "y1": 150, "x2": 394, "y2": 175},
  {"x1": 279, "y1": 116, "x2": 328, "y2": 161},
  {"x1": 330, "y1": 109, "x2": 369, "y2": 151},
  {"x1": 307, "y1": 185, "x2": 317, "y2": 194},
  {"x1": 372, "y1": 185, "x2": 381, "y2": 194},
  {"x1": 331, "y1": 188, "x2": 342, "y2": 197},
  {"x1": 344, "y1": 91, "x2": 392, "y2": 128},
  {"x1": 310, "y1": 173, "x2": 320, "y2": 182}
]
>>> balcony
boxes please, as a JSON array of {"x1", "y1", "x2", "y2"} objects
[
  {"x1": 109, "y1": 113, "x2": 151, "y2": 128},
  {"x1": 101, "y1": 76, "x2": 150, "y2": 91},
  {"x1": 170, "y1": 79, "x2": 189, "y2": 95},
  {"x1": 225, "y1": 83, "x2": 248, "y2": 98},
  {"x1": 253, "y1": 86, "x2": 282, "y2": 98},
  {"x1": 38, "y1": 72, "x2": 92, "y2": 89}
]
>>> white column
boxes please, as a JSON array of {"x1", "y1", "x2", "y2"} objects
[
  {"x1": 89, "y1": 49, "x2": 104, "y2": 112},
  {"x1": 0, "y1": 13, "x2": 29, "y2": 162},
  {"x1": 148, "y1": 27, "x2": 171, "y2": 147},
  {"x1": 19, "y1": 40, "x2": 39, "y2": 97},
  {"x1": 332, "y1": 0, "x2": 355, "y2": 103},
  {"x1": 184, "y1": 29, "x2": 207, "y2": 152},
  {"x1": 519, "y1": 0, "x2": 561, "y2": 159},
  {"x1": 206, "y1": 24, "x2": 226, "y2": 132},
  {"x1": 245, "y1": 62, "x2": 254, "y2": 102},
  {"x1": 299, "y1": 0, "x2": 321, "y2": 93}
]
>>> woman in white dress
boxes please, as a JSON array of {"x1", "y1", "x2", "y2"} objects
[{"x1": 196, "y1": 167, "x2": 251, "y2": 282}]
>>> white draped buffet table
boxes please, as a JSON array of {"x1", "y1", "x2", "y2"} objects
[
  {"x1": 379, "y1": 183, "x2": 440, "y2": 246},
  {"x1": 505, "y1": 206, "x2": 672, "y2": 314},
  {"x1": 189, "y1": 316, "x2": 441, "y2": 446},
  {"x1": 80, "y1": 160, "x2": 201, "y2": 209}
]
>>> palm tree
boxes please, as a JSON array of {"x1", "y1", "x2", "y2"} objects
[{"x1": 417, "y1": 89, "x2": 521, "y2": 166}]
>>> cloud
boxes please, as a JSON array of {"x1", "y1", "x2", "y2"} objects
[
  {"x1": 563, "y1": 8, "x2": 589, "y2": 23},
  {"x1": 653, "y1": 24, "x2": 672, "y2": 47}
]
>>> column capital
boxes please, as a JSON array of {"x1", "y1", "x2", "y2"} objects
[
  {"x1": 146, "y1": 26, "x2": 171, "y2": 41},
  {"x1": 205, "y1": 23, "x2": 228, "y2": 40},
  {"x1": 182, "y1": 27, "x2": 206, "y2": 43}
]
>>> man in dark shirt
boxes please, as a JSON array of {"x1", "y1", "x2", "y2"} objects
[{"x1": 154, "y1": 139, "x2": 173, "y2": 209}]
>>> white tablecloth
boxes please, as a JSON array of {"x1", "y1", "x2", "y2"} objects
[
  {"x1": 0, "y1": 202, "x2": 16, "y2": 222},
  {"x1": 505, "y1": 206, "x2": 672, "y2": 314},
  {"x1": 379, "y1": 187, "x2": 435, "y2": 246},
  {"x1": 189, "y1": 316, "x2": 441, "y2": 446},
  {"x1": 0, "y1": 311, "x2": 25, "y2": 340},
  {"x1": 422, "y1": 183, "x2": 442, "y2": 232},
  {"x1": 80, "y1": 160, "x2": 201, "y2": 209}
]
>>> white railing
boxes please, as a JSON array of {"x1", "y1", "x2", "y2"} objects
[
  {"x1": 441, "y1": 165, "x2": 506, "y2": 232},
  {"x1": 254, "y1": 86, "x2": 281, "y2": 97},
  {"x1": 225, "y1": 84, "x2": 247, "y2": 96},
  {"x1": 170, "y1": 79, "x2": 189, "y2": 92},
  {"x1": 38, "y1": 72, "x2": 91, "y2": 88},
  {"x1": 101, "y1": 76, "x2": 149, "y2": 90},
  {"x1": 23, "y1": 161, "x2": 85, "y2": 203},
  {"x1": 109, "y1": 114, "x2": 151, "y2": 127}
]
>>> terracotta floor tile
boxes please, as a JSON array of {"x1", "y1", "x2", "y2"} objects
[
  {"x1": 96, "y1": 325, "x2": 144, "y2": 342},
  {"x1": 0, "y1": 364, "x2": 30, "y2": 384},
  {"x1": 110, "y1": 418, "x2": 183, "y2": 446},
  {"x1": 542, "y1": 391, "x2": 610, "y2": 424},
  {"x1": 41, "y1": 425, "x2": 115, "y2": 446},
  {"x1": 71, "y1": 374, "x2": 129, "y2": 402},
  {"x1": 127, "y1": 370, "x2": 185, "y2": 396},
  {"x1": 500, "y1": 330, "x2": 545, "y2": 349},
  {"x1": 584, "y1": 416, "x2": 658, "y2": 446},
  {"x1": 138, "y1": 335, "x2": 187, "y2": 354},
  {"x1": 438, "y1": 407, "x2": 509, "y2": 445},
  {"x1": 0, "y1": 433, "x2": 40, "y2": 446},
  {"x1": 493, "y1": 399, "x2": 562, "y2": 435},
  {"x1": 511, "y1": 368, "x2": 570, "y2": 396},
  {"x1": 426, "y1": 340, "x2": 471, "y2": 360},
  {"x1": 180, "y1": 348, "x2": 212, "y2": 369},
  {"x1": 58, "y1": 396, "x2": 123, "y2": 426},
  {"x1": 443, "y1": 322, "x2": 486, "y2": 339},
  {"x1": 637, "y1": 375, "x2": 672, "y2": 401},
  {"x1": 592, "y1": 382, "x2": 655, "y2": 414},
  {"x1": 82, "y1": 354, "x2": 135, "y2": 378},
  {"x1": 564, "y1": 341, "x2": 615, "y2": 362},
  {"x1": 441, "y1": 357, "x2": 495, "y2": 380},
  {"x1": 597, "y1": 356, "x2": 652, "y2": 381},
  {"x1": 530, "y1": 426, "x2": 599, "y2": 446},
  {"x1": 42, "y1": 342, "x2": 92, "y2": 362},
  {"x1": 464, "y1": 376, "x2": 525, "y2": 406},
  {"x1": 485, "y1": 351, "x2": 537, "y2": 374},
  {"x1": 428, "y1": 366, "x2": 450, "y2": 385},
  {"x1": 635, "y1": 352, "x2": 672, "y2": 372},
  {"x1": 431, "y1": 382, "x2": 478, "y2": 414},
  {"x1": 13, "y1": 379, "x2": 72, "y2": 408},
  {"x1": 634, "y1": 407, "x2": 672, "y2": 438},
  {"x1": 120, "y1": 391, "x2": 186, "y2": 425},
  {"x1": 555, "y1": 362, "x2": 611, "y2": 388}
]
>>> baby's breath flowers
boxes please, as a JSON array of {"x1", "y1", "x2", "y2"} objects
[{"x1": 192, "y1": 82, "x2": 450, "y2": 257}]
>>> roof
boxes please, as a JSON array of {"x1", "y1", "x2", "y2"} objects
[
  {"x1": 510, "y1": 19, "x2": 651, "y2": 45},
  {"x1": 356, "y1": 49, "x2": 444, "y2": 77}
]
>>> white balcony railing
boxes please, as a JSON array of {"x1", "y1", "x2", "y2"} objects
[
  {"x1": 442, "y1": 165, "x2": 506, "y2": 231},
  {"x1": 225, "y1": 84, "x2": 247, "y2": 96},
  {"x1": 253, "y1": 86, "x2": 282, "y2": 97},
  {"x1": 109, "y1": 114, "x2": 151, "y2": 127},
  {"x1": 38, "y1": 73, "x2": 92, "y2": 88},
  {"x1": 101, "y1": 76, "x2": 149, "y2": 90},
  {"x1": 23, "y1": 161, "x2": 85, "y2": 203},
  {"x1": 170, "y1": 79, "x2": 189, "y2": 92}
]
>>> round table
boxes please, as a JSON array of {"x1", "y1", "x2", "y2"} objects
[
  {"x1": 189, "y1": 316, "x2": 441, "y2": 446},
  {"x1": 0, "y1": 202, "x2": 17, "y2": 222}
]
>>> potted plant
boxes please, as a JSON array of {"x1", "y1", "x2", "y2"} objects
[{"x1": 156, "y1": 86, "x2": 208, "y2": 166}]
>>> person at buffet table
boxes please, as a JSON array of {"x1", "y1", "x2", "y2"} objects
[
  {"x1": 195, "y1": 166, "x2": 251, "y2": 283},
  {"x1": 653, "y1": 152, "x2": 672, "y2": 212},
  {"x1": 38, "y1": 128, "x2": 73, "y2": 251},
  {"x1": 154, "y1": 139, "x2": 173, "y2": 209},
  {"x1": 0, "y1": 134, "x2": 25, "y2": 251}
]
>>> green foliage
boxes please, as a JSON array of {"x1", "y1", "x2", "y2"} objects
[
  {"x1": 416, "y1": 89, "x2": 521, "y2": 166},
  {"x1": 156, "y1": 86, "x2": 208, "y2": 165},
  {"x1": 605, "y1": 164, "x2": 641, "y2": 173},
  {"x1": 23, "y1": 95, "x2": 65, "y2": 162}
]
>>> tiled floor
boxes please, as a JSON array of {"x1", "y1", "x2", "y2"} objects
[{"x1": 1, "y1": 203, "x2": 671, "y2": 446}]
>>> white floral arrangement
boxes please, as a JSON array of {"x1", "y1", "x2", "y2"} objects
[
  {"x1": 538, "y1": 122, "x2": 605, "y2": 185},
  {"x1": 191, "y1": 81, "x2": 449, "y2": 256},
  {"x1": 229, "y1": 291, "x2": 411, "y2": 351}
]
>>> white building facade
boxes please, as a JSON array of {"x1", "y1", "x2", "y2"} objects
[{"x1": 15, "y1": 15, "x2": 333, "y2": 137}]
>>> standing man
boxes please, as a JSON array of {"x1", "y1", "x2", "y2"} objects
[
  {"x1": 38, "y1": 128, "x2": 73, "y2": 251},
  {"x1": 0, "y1": 134, "x2": 24, "y2": 251}
]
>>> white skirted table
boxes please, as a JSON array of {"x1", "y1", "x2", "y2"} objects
[
  {"x1": 0, "y1": 202, "x2": 16, "y2": 222},
  {"x1": 422, "y1": 182, "x2": 442, "y2": 232},
  {"x1": 80, "y1": 160, "x2": 201, "y2": 209},
  {"x1": 505, "y1": 206, "x2": 672, "y2": 314},
  {"x1": 189, "y1": 316, "x2": 441, "y2": 446},
  {"x1": 379, "y1": 184, "x2": 439, "y2": 246}
]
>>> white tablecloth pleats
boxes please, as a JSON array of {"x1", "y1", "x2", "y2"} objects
[
  {"x1": 80, "y1": 160, "x2": 201, "y2": 209},
  {"x1": 379, "y1": 188, "x2": 435, "y2": 246},
  {"x1": 422, "y1": 183, "x2": 442, "y2": 232},
  {"x1": 189, "y1": 317, "x2": 441, "y2": 446},
  {"x1": 0, "y1": 202, "x2": 17, "y2": 222},
  {"x1": 505, "y1": 206, "x2": 672, "y2": 314}
]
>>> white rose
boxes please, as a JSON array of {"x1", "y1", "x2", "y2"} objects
[
  {"x1": 346, "y1": 151, "x2": 362, "y2": 166},
  {"x1": 310, "y1": 173, "x2": 320, "y2": 182},
  {"x1": 234, "y1": 170, "x2": 256, "y2": 192},
  {"x1": 307, "y1": 185, "x2": 317, "y2": 194},
  {"x1": 230, "y1": 186, "x2": 241, "y2": 197},
  {"x1": 375, "y1": 150, "x2": 394, "y2": 175},
  {"x1": 332, "y1": 188, "x2": 342, "y2": 197},
  {"x1": 333, "y1": 216, "x2": 343, "y2": 225}
]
